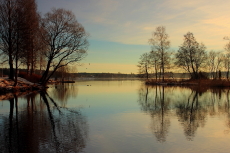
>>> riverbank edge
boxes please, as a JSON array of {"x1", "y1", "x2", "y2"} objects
[
  {"x1": 0, "y1": 77, "x2": 46, "y2": 101},
  {"x1": 145, "y1": 79, "x2": 230, "y2": 87}
]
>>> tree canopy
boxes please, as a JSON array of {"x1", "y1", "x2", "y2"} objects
[
  {"x1": 39, "y1": 8, "x2": 89, "y2": 85},
  {"x1": 0, "y1": 0, "x2": 89, "y2": 86},
  {"x1": 149, "y1": 26, "x2": 171, "y2": 81},
  {"x1": 175, "y1": 32, "x2": 207, "y2": 79}
]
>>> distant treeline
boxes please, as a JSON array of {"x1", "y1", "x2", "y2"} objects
[
  {"x1": 0, "y1": 69, "x2": 137, "y2": 79},
  {"x1": 2, "y1": 68, "x2": 230, "y2": 80},
  {"x1": 77, "y1": 73, "x2": 137, "y2": 78}
]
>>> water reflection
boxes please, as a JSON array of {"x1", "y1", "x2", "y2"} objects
[
  {"x1": 51, "y1": 83, "x2": 79, "y2": 107},
  {"x1": 175, "y1": 90, "x2": 207, "y2": 140},
  {"x1": 138, "y1": 85, "x2": 230, "y2": 142},
  {"x1": 0, "y1": 91, "x2": 88, "y2": 153},
  {"x1": 138, "y1": 86, "x2": 170, "y2": 142}
]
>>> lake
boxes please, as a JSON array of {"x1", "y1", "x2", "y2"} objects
[{"x1": 1, "y1": 79, "x2": 230, "y2": 153}]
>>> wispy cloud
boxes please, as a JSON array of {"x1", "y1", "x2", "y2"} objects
[
  {"x1": 37, "y1": 0, "x2": 230, "y2": 49},
  {"x1": 36, "y1": 0, "x2": 230, "y2": 73},
  {"x1": 69, "y1": 0, "x2": 230, "y2": 49}
]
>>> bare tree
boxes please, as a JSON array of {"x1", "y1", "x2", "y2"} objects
[
  {"x1": 224, "y1": 53, "x2": 230, "y2": 80},
  {"x1": 18, "y1": 0, "x2": 40, "y2": 75},
  {"x1": 224, "y1": 36, "x2": 230, "y2": 52},
  {"x1": 149, "y1": 26, "x2": 170, "y2": 81},
  {"x1": 207, "y1": 51, "x2": 224, "y2": 79},
  {"x1": 175, "y1": 32, "x2": 207, "y2": 79},
  {"x1": 0, "y1": 0, "x2": 18, "y2": 80},
  {"x1": 207, "y1": 51, "x2": 217, "y2": 79},
  {"x1": 224, "y1": 36, "x2": 230, "y2": 79},
  {"x1": 137, "y1": 52, "x2": 151, "y2": 79},
  {"x1": 0, "y1": 0, "x2": 40, "y2": 85},
  {"x1": 149, "y1": 50, "x2": 160, "y2": 80},
  {"x1": 39, "y1": 8, "x2": 89, "y2": 86},
  {"x1": 38, "y1": 48, "x2": 47, "y2": 75}
]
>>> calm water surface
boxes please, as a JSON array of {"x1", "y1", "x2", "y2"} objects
[{"x1": 1, "y1": 80, "x2": 230, "y2": 153}]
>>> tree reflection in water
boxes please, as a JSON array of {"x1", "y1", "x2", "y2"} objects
[
  {"x1": 216, "y1": 89, "x2": 230, "y2": 131},
  {"x1": 52, "y1": 83, "x2": 78, "y2": 107},
  {"x1": 138, "y1": 85, "x2": 171, "y2": 142},
  {"x1": 175, "y1": 90, "x2": 207, "y2": 141},
  {"x1": 0, "y1": 91, "x2": 88, "y2": 153},
  {"x1": 138, "y1": 85, "x2": 230, "y2": 142},
  {"x1": 225, "y1": 90, "x2": 230, "y2": 129}
]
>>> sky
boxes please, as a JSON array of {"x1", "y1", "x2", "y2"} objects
[{"x1": 36, "y1": 0, "x2": 230, "y2": 74}]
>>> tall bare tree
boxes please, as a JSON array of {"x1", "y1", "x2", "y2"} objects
[
  {"x1": 39, "y1": 8, "x2": 88, "y2": 86},
  {"x1": 224, "y1": 53, "x2": 230, "y2": 80},
  {"x1": 0, "y1": 0, "x2": 40, "y2": 84},
  {"x1": 207, "y1": 51, "x2": 224, "y2": 79},
  {"x1": 149, "y1": 26, "x2": 170, "y2": 81},
  {"x1": 224, "y1": 36, "x2": 230, "y2": 79},
  {"x1": 149, "y1": 50, "x2": 160, "y2": 80},
  {"x1": 175, "y1": 32, "x2": 207, "y2": 79},
  {"x1": 0, "y1": 0, "x2": 18, "y2": 80},
  {"x1": 18, "y1": 0, "x2": 40, "y2": 75},
  {"x1": 207, "y1": 51, "x2": 217, "y2": 79},
  {"x1": 137, "y1": 52, "x2": 151, "y2": 79},
  {"x1": 224, "y1": 36, "x2": 230, "y2": 52}
]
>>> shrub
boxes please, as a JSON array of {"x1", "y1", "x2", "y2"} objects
[{"x1": 18, "y1": 72, "x2": 42, "y2": 83}]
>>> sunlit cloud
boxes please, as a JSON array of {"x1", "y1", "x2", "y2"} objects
[
  {"x1": 75, "y1": 0, "x2": 230, "y2": 48},
  {"x1": 37, "y1": 0, "x2": 230, "y2": 47},
  {"x1": 36, "y1": 0, "x2": 230, "y2": 73}
]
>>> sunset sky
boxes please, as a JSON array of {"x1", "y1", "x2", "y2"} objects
[{"x1": 37, "y1": 0, "x2": 230, "y2": 74}]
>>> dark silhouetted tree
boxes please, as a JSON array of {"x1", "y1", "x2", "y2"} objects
[
  {"x1": 0, "y1": 0, "x2": 40, "y2": 84},
  {"x1": 137, "y1": 52, "x2": 151, "y2": 79},
  {"x1": 224, "y1": 36, "x2": 230, "y2": 79},
  {"x1": 0, "y1": 0, "x2": 18, "y2": 80},
  {"x1": 175, "y1": 32, "x2": 207, "y2": 79},
  {"x1": 149, "y1": 26, "x2": 170, "y2": 81},
  {"x1": 39, "y1": 8, "x2": 88, "y2": 86},
  {"x1": 18, "y1": 0, "x2": 40, "y2": 75},
  {"x1": 224, "y1": 53, "x2": 230, "y2": 80},
  {"x1": 149, "y1": 50, "x2": 160, "y2": 80},
  {"x1": 207, "y1": 51, "x2": 224, "y2": 79}
]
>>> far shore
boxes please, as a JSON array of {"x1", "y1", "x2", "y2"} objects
[
  {"x1": 2, "y1": 77, "x2": 230, "y2": 101},
  {"x1": 145, "y1": 78, "x2": 230, "y2": 88}
]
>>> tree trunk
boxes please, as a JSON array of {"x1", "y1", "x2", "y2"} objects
[
  {"x1": 30, "y1": 43, "x2": 35, "y2": 75},
  {"x1": 145, "y1": 65, "x2": 149, "y2": 80},
  {"x1": 40, "y1": 60, "x2": 51, "y2": 86},
  {"x1": 40, "y1": 61, "x2": 60, "y2": 86},
  {"x1": 155, "y1": 60, "x2": 158, "y2": 81},
  {"x1": 227, "y1": 70, "x2": 229, "y2": 80},
  {"x1": 8, "y1": 55, "x2": 14, "y2": 80},
  {"x1": 155, "y1": 70, "x2": 158, "y2": 81},
  {"x1": 219, "y1": 70, "x2": 221, "y2": 80},
  {"x1": 14, "y1": 55, "x2": 18, "y2": 86}
]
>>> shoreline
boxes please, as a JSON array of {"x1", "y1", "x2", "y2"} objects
[
  {"x1": 145, "y1": 78, "x2": 230, "y2": 88},
  {"x1": 0, "y1": 77, "x2": 44, "y2": 101}
]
